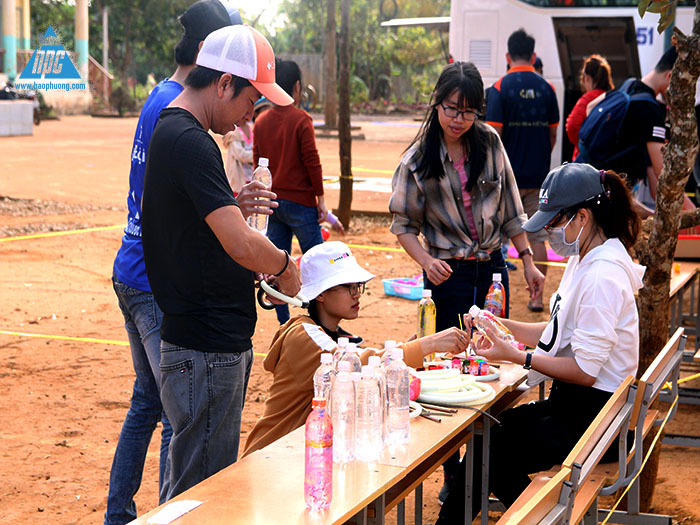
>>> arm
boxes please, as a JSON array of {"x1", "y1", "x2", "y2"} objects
[
  {"x1": 298, "y1": 116, "x2": 326, "y2": 219},
  {"x1": 645, "y1": 144, "x2": 696, "y2": 210},
  {"x1": 205, "y1": 205, "x2": 301, "y2": 297},
  {"x1": 510, "y1": 231, "x2": 545, "y2": 301},
  {"x1": 463, "y1": 312, "x2": 547, "y2": 349},
  {"x1": 397, "y1": 232, "x2": 453, "y2": 286},
  {"x1": 549, "y1": 126, "x2": 557, "y2": 151}
]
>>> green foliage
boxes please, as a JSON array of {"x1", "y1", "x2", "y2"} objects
[
  {"x1": 30, "y1": 0, "x2": 76, "y2": 51},
  {"x1": 637, "y1": 0, "x2": 678, "y2": 34},
  {"x1": 350, "y1": 74, "x2": 369, "y2": 105},
  {"x1": 272, "y1": 0, "x2": 451, "y2": 103}
]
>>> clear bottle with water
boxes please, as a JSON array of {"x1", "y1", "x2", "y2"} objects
[
  {"x1": 368, "y1": 355, "x2": 387, "y2": 443},
  {"x1": 469, "y1": 305, "x2": 517, "y2": 347},
  {"x1": 304, "y1": 397, "x2": 333, "y2": 510},
  {"x1": 335, "y1": 342, "x2": 362, "y2": 373},
  {"x1": 483, "y1": 273, "x2": 505, "y2": 317},
  {"x1": 385, "y1": 348, "x2": 410, "y2": 447},
  {"x1": 331, "y1": 361, "x2": 355, "y2": 463},
  {"x1": 246, "y1": 157, "x2": 272, "y2": 235},
  {"x1": 355, "y1": 365, "x2": 384, "y2": 463},
  {"x1": 380, "y1": 340, "x2": 397, "y2": 367},
  {"x1": 332, "y1": 337, "x2": 349, "y2": 371},
  {"x1": 313, "y1": 353, "x2": 335, "y2": 401}
]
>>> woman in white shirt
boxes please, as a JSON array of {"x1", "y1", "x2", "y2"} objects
[{"x1": 437, "y1": 162, "x2": 644, "y2": 523}]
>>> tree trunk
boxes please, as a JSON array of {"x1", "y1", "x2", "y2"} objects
[
  {"x1": 323, "y1": 0, "x2": 337, "y2": 130},
  {"x1": 336, "y1": 0, "x2": 352, "y2": 228},
  {"x1": 635, "y1": 3, "x2": 700, "y2": 510}
]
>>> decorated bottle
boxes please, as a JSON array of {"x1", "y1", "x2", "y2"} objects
[
  {"x1": 483, "y1": 273, "x2": 505, "y2": 317},
  {"x1": 469, "y1": 305, "x2": 516, "y2": 348},
  {"x1": 418, "y1": 289, "x2": 437, "y2": 361},
  {"x1": 304, "y1": 398, "x2": 333, "y2": 511}
]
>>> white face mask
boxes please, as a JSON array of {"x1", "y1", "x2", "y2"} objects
[{"x1": 547, "y1": 215, "x2": 583, "y2": 257}]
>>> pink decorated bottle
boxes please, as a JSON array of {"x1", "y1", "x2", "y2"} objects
[{"x1": 305, "y1": 397, "x2": 333, "y2": 511}]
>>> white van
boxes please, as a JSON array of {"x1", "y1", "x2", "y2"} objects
[{"x1": 448, "y1": 0, "x2": 695, "y2": 164}]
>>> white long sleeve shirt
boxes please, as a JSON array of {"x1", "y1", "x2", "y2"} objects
[{"x1": 528, "y1": 238, "x2": 645, "y2": 392}]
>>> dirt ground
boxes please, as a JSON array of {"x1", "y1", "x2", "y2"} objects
[{"x1": 1, "y1": 115, "x2": 699, "y2": 524}]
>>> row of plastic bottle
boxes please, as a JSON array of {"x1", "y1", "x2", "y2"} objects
[{"x1": 305, "y1": 339, "x2": 411, "y2": 510}]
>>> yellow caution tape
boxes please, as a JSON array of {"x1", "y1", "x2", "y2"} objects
[
  {"x1": 600, "y1": 395, "x2": 679, "y2": 525},
  {"x1": 0, "y1": 224, "x2": 123, "y2": 243},
  {"x1": 0, "y1": 329, "x2": 267, "y2": 357}
]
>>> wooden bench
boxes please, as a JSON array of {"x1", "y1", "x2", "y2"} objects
[{"x1": 497, "y1": 375, "x2": 636, "y2": 524}]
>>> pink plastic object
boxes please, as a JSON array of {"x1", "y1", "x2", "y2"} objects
[
  {"x1": 409, "y1": 374, "x2": 421, "y2": 401},
  {"x1": 305, "y1": 398, "x2": 333, "y2": 510}
]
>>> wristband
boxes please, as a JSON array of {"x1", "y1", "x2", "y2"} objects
[
  {"x1": 518, "y1": 247, "x2": 533, "y2": 259},
  {"x1": 274, "y1": 250, "x2": 290, "y2": 277},
  {"x1": 326, "y1": 211, "x2": 338, "y2": 225},
  {"x1": 523, "y1": 351, "x2": 533, "y2": 370}
]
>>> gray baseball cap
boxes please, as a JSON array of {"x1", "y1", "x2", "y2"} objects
[{"x1": 523, "y1": 163, "x2": 606, "y2": 233}]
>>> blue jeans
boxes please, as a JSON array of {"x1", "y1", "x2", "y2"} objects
[
  {"x1": 160, "y1": 342, "x2": 253, "y2": 500},
  {"x1": 266, "y1": 198, "x2": 323, "y2": 324},
  {"x1": 105, "y1": 277, "x2": 172, "y2": 525}
]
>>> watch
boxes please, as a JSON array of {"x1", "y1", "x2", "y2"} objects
[
  {"x1": 523, "y1": 351, "x2": 533, "y2": 370},
  {"x1": 518, "y1": 247, "x2": 533, "y2": 259}
]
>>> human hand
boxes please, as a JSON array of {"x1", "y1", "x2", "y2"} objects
[
  {"x1": 421, "y1": 327, "x2": 470, "y2": 357},
  {"x1": 237, "y1": 180, "x2": 277, "y2": 219},
  {"x1": 523, "y1": 262, "x2": 545, "y2": 301},
  {"x1": 317, "y1": 196, "x2": 328, "y2": 223},
  {"x1": 473, "y1": 323, "x2": 520, "y2": 363},
  {"x1": 423, "y1": 257, "x2": 452, "y2": 285}
]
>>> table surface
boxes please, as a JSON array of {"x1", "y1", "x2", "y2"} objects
[
  {"x1": 130, "y1": 364, "x2": 528, "y2": 525},
  {"x1": 669, "y1": 261, "x2": 700, "y2": 298}
]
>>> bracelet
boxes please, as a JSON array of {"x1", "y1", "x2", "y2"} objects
[
  {"x1": 523, "y1": 351, "x2": 533, "y2": 370},
  {"x1": 518, "y1": 247, "x2": 533, "y2": 259},
  {"x1": 274, "y1": 250, "x2": 290, "y2": 277}
]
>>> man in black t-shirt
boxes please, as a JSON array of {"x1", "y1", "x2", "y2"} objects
[
  {"x1": 141, "y1": 25, "x2": 301, "y2": 500},
  {"x1": 587, "y1": 47, "x2": 695, "y2": 213}
]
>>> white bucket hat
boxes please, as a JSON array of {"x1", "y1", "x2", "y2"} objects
[{"x1": 300, "y1": 242, "x2": 375, "y2": 301}]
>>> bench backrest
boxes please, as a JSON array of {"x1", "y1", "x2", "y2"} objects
[
  {"x1": 560, "y1": 375, "x2": 636, "y2": 522},
  {"x1": 499, "y1": 467, "x2": 572, "y2": 525}
]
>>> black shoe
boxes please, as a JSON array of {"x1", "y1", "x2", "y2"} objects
[
  {"x1": 337, "y1": 325, "x2": 363, "y2": 345},
  {"x1": 505, "y1": 260, "x2": 517, "y2": 271}
]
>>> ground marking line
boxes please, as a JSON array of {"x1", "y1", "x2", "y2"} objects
[
  {"x1": 0, "y1": 224, "x2": 123, "y2": 243},
  {"x1": 0, "y1": 329, "x2": 268, "y2": 357}
]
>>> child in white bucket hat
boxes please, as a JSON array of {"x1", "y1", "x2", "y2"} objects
[{"x1": 243, "y1": 241, "x2": 471, "y2": 456}]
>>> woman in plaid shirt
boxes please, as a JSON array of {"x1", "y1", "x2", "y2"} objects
[{"x1": 390, "y1": 61, "x2": 544, "y2": 332}]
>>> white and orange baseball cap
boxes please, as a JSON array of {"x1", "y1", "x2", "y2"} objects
[{"x1": 196, "y1": 24, "x2": 293, "y2": 106}]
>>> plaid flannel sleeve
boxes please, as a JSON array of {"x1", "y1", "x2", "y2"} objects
[{"x1": 389, "y1": 158, "x2": 424, "y2": 236}]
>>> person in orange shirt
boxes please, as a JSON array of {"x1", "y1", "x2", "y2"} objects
[{"x1": 242, "y1": 241, "x2": 471, "y2": 456}]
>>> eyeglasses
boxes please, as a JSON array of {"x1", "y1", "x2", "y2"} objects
[
  {"x1": 336, "y1": 282, "x2": 366, "y2": 296},
  {"x1": 544, "y1": 212, "x2": 564, "y2": 231},
  {"x1": 439, "y1": 103, "x2": 479, "y2": 121}
]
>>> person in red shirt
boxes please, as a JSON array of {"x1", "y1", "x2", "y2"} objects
[
  {"x1": 566, "y1": 54, "x2": 614, "y2": 160},
  {"x1": 253, "y1": 59, "x2": 327, "y2": 324}
]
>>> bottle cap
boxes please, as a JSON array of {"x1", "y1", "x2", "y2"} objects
[
  {"x1": 368, "y1": 355, "x2": 381, "y2": 368},
  {"x1": 391, "y1": 348, "x2": 404, "y2": 361},
  {"x1": 338, "y1": 337, "x2": 350, "y2": 348},
  {"x1": 469, "y1": 305, "x2": 481, "y2": 318},
  {"x1": 350, "y1": 372, "x2": 362, "y2": 382},
  {"x1": 492, "y1": 273, "x2": 502, "y2": 282},
  {"x1": 347, "y1": 342, "x2": 358, "y2": 353},
  {"x1": 320, "y1": 353, "x2": 332, "y2": 365},
  {"x1": 384, "y1": 340, "x2": 397, "y2": 349},
  {"x1": 337, "y1": 361, "x2": 351, "y2": 373},
  {"x1": 422, "y1": 289, "x2": 432, "y2": 298},
  {"x1": 311, "y1": 397, "x2": 327, "y2": 409},
  {"x1": 258, "y1": 157, "x2": 269, "y2": 167},
  {"x1": 361, "y1": 365, "x2": 373, "y2": 377}
]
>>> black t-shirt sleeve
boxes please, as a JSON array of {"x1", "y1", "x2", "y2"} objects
[{"x1": 172, "y1": 128, "x2": 238, "y2": 220}]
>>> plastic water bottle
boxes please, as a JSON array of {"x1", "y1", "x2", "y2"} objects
[
  {"x1": 368, "y1": 355, "x2": 387, "y2": 442},
  {"x1": 304, "y1": 397, "x2": 333, "y2": 511},
  {"x1": 313, "y1": 353, "x2": 335, "y2": 401},
  {"x1": 332, "y1": 338, "x2": 348, "y2": 371},
  {"x1": 385, "y1": 348, "x2": 410, "y2": 447},
  {"x1": 335, "y1": 342, "x2": 362, "y2": 373},
  {"x1": 484, "y1": 273, "x2": 505, "y2": 317},
  {"x1": 246, "y1": 157, "x2": 272, "y2": 235},
  {"x1": 418, "y1": 289, "x2": 437, "y2": 360},
  {"x1": 355, "y1": 365, "x2": 384, "y2": 462},
  {"x1": 469, "y1": 305, "x2": 517, "y2": 347},
  {"x1": 331, "y1": 362, "x2": 355, "y2": 463},
  {"x1": 380, "y1": 340, "x2": 397, "y2": 367}
]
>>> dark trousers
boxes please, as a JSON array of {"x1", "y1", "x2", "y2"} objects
[
  {"x1": 424, "y1": 250, "x2": 510, "y2": 333},
  {"x1": 436, "y1": 381, "x2": 613, "y2": 524}
]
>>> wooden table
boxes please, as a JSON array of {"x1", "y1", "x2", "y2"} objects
[
  {"x1": 129, "y1": 364, "x2": 528, "y2": 525},
  {"x1": 669, "y1": 261, "x2": 700, "y2": 356}
]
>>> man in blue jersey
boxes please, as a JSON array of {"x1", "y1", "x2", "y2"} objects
[
  {"x1": 106, "y1": 2, "x2": 242, "y2": 523},
  {"x1": 486, "y1": 28, "x2": 559, "y2": 312}
]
